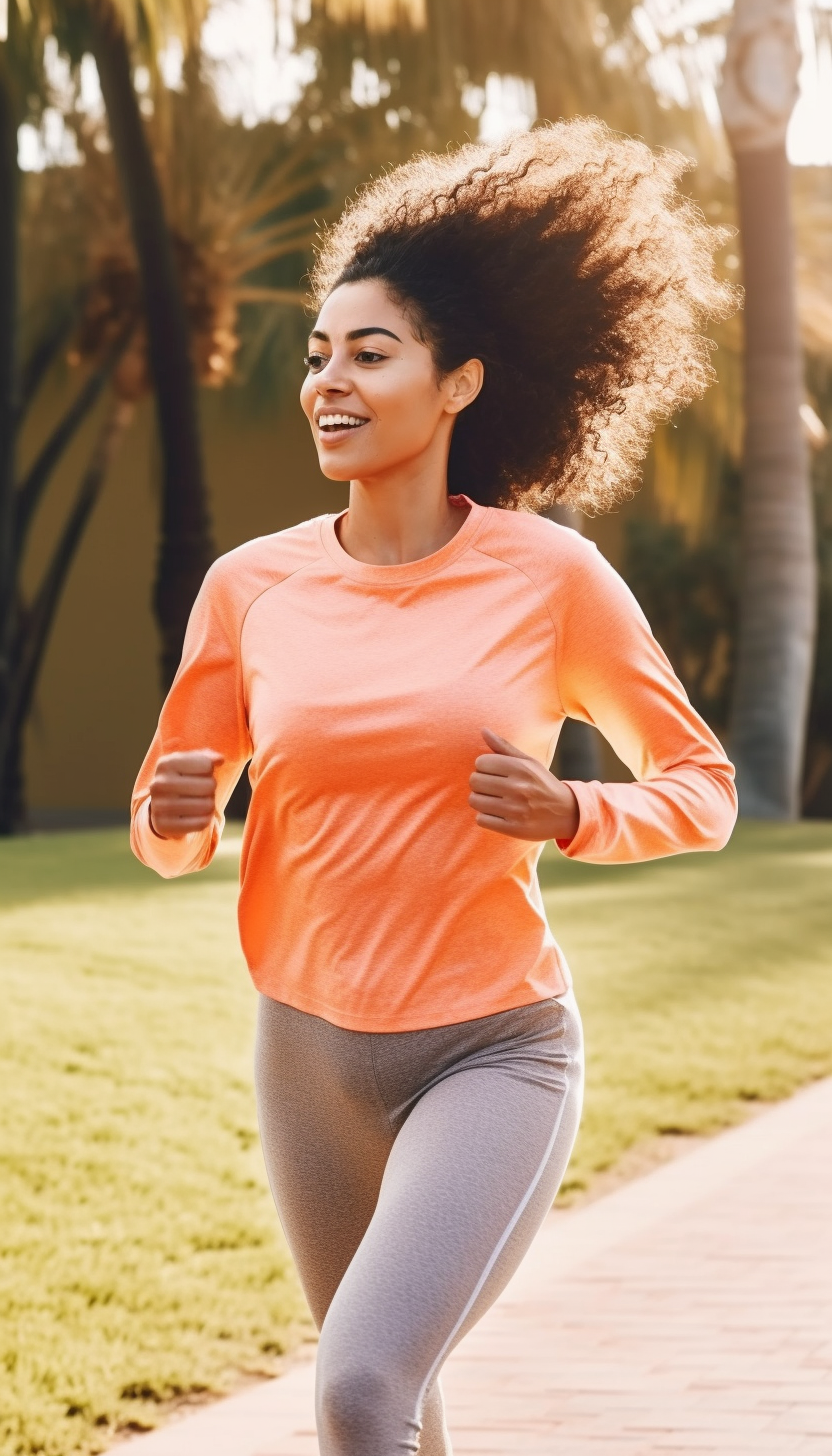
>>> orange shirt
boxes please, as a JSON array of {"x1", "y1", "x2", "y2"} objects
[{"x1": 131, "y1": 498, "x2": 737, "y2": 1031}]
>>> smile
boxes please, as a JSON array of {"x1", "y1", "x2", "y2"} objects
[{"x1": 317, "y1": 414, "x2": 370, "y2": 433}]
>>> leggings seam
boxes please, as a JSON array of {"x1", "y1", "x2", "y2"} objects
[
  {"x1": 412, "y1": 1071, "x2": 570, "y2": 1423},
  {"x1": 368, "y1": 1036, "x2": 397, "y2": 1135}
]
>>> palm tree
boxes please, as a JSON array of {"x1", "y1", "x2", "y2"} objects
[
  {"x1": 0, "y1": 51, "x2": 320, "y2": 830},
  {"x1": 0, "y1": 54, "x2": 17, "y2": 756},
  {"x1": 307, "y1": 0, "x2": 656, "y2": 143},
  {"x1": 0, "y1": 0, "x2": 47, "y2": 804},
  {"x1": 1, "y1": 0, "x2": 214, "y2": 696},
  {"x1": 74, "y1": 0, "x2": 218, "y2": 689},
  {"x1": 718, "y1": 0, "x2": 816, "y2": 818}
]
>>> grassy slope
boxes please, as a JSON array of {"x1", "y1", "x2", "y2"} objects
[{"x1": 1, "y1": 822, "x2": 831, "y2": 1455}]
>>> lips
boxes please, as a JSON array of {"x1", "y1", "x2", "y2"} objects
[{"x1": 316, "y1": 412, "x2": 370, "y2": 435}]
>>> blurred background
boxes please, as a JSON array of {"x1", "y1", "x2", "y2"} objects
[{"x1": 1, "y1": 0, "x2": 831, "y2": 835}]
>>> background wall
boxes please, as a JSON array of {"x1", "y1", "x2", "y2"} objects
[{"x1": 21, "y1": 381, "x2": 343, "y2": 820}]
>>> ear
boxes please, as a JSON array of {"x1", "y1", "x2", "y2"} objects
[{"x1": 443, "y1": 357, "x2": 484, "y2": 416}]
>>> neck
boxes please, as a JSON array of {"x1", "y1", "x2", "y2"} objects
[{"x1": 339, "y1": 450, "x2": 468, "y2": 567}]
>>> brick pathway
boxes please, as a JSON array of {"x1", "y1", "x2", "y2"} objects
[{"x1": 110, "y1": 1077, "x2": 832, "y2": 1455}]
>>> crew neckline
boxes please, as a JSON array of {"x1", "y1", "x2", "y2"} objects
[{"x1": 319, "y1": 494, "x2": 488, "y2": 584}]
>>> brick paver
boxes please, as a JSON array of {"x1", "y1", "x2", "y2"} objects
[{"x1": 110, "y1": 1077, "x2": 832, "y2": 1455}]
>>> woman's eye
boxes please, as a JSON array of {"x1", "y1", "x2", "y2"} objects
[
  {"x1": 355, "y1": 350, "x2": 385, "y2": 364},
  {"x1": 304, "y1": 353, "x2": 328, "y2": 371}
]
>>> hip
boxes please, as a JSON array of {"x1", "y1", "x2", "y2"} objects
[{"x1": 255, "y1": 989, "x2": 583, "y2": 1136}]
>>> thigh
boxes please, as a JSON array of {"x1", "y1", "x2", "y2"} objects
[
  {"x1": 317, "y1": 995, "x2": 584, "y2": 1453},
  {"x1": 254, "y1": 996, "x2": 395, "y2": 1328}
]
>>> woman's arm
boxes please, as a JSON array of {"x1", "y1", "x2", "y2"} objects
[
  {"x1": 551, "y1": 537, "x2": 737, "y2": 863},
  {"x1": 468, "y1": 534, "x2": 736, "y2": 859},
  {"x1": 130, "y1": 560, "x2": 253, "y2": 878}
]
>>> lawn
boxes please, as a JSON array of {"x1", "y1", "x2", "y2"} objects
[{"x1": 1, "y1": 822, "x2": 831, "y2": 1456}]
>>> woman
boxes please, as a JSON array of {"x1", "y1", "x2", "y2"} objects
[{"x1": 131, "y1": 118, "x2": 738, "y2": 1456}]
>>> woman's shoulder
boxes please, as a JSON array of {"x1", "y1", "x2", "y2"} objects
[
  {"x1": 478, "y1": 505, "x2": 602, "y2": 579},
  {"x1": 477, "y1": 505, "x2": 640, "y2": 622},
  {"x1": 199, "y1": 514, "x2": 329, "y2": 607}
]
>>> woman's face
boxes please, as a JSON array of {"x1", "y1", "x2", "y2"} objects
[{"x1": 300, "y1": 279, "x2": 482, "y2": 481}]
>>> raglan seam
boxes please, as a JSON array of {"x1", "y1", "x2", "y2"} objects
[
  {"x1": 234, "y1": 547, "x2": 329, "y2": 726},
  {"x1": 237, "y1": 555, "x2": 326, "y2": 645},
  {"x1": 471, "y1": 542, "x2": 567, "y2": 718}
]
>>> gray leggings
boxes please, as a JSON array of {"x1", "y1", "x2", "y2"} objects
[{"x1": 255, "y1": 991, "x2": 584, "y2": 1456}]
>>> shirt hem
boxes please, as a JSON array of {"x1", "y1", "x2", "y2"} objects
[{"x1": 248, "y1": 969, "x2": 573, "y2": 1033}]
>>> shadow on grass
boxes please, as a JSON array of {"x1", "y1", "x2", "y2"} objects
[
  {"x1": 537, "y1": 818, "x2": 832, "y2": 892},
  {"x1": 0, "y1": 828, "x2": 242, "y2": 910},
  {"x1": 2, "y1": 817, "x2": 830, "y2": 911}
]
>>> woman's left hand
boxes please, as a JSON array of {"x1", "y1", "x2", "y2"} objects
[{"x1": 469, "y1": 729, "x2": 580, "y2": 843}]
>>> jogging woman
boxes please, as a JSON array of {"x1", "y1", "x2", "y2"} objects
[{"x1": 131, "y1": 118, "x2": 738, "y2": 1456}]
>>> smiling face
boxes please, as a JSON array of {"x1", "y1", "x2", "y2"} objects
[{"x1": 300, "y1": 278, "x2": 483, "y2": 483}]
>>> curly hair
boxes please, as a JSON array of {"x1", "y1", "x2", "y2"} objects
[{"x1": 310, "y1": 118, "x2": 738, "y2": 513}]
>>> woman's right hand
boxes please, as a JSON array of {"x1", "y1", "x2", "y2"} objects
[{"x1": 148, "y1": 750, "x2": 223, "y2": 839}]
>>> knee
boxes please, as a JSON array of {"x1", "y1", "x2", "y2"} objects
[{"x1": 317, "y1": 1359, "x2": 416, "y2": 1455}]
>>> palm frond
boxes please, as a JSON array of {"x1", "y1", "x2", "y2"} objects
[{"x1": 232, "y1": 218, "x2": 319, "y2": 268}]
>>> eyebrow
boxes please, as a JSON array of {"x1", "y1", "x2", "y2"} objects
[{"x1": 309, "y1": 327, "x2": 402, "y2": 343}]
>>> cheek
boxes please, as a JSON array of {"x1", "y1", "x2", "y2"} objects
[
  {"x1": 373, "y1": 375, "x2": 442, "y2": 440},
  {"x1": 299, "y1": 376, "x2": 315, "y2": 420}
]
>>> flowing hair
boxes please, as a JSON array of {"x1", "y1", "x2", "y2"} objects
[{"x1": 310, "y1": 118, "x2": 738, "y2": 512}]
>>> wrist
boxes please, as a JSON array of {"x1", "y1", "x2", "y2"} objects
[{"x1": 555, "y1": 783, "x2": 580, "y2": 845}]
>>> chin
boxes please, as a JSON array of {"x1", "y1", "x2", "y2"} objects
[
  {"x1": 316, "y1": 445, "x2": 382, "y2": 481},
  {"x1": 317, "y1": 457, "x2": 356, "y2": 481}
]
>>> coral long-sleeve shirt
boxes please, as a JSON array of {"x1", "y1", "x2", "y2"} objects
[{"x1": 131, "y1": 497, "x2": 737, "y2": 1031}]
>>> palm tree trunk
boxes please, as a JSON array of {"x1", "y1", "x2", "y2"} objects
[
  {"x1": 719, "y1": 0, "x2": 816, "y2": 820},
  {"x1": 424, "y1": 0, "x2": 459, "y2": 143},
  {"x1": 0, "y1": 398, "x2": 134, "y2": 833},
  {"x1": 0, "y1": 52, "x2": 18, "y2": 742},
  {"x1": 14, "y1": 326, "x2": 130, "y2": 551},
  {"x1": 729, "y1": 144, "x2": 815, "y2": 817},
  {"x1": 83, "y1": 0, "x2": 215, "y2": 689}
]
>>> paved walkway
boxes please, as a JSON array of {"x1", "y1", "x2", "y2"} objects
[{"x1": 111, "y1": 1077, "x2": 832, "y2": 1455}]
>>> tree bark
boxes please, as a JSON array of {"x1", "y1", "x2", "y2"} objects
[
  {"x1": 718, "y1": 0, "x2": 816, "y2": 819},
  {"x1": 84, "y1": 0, "x2": 215, "y2": 690},
  {"x1": 15, "y1": 328, "x2": 128, "y2": 551},
  {"x1": 0, "y1": 52, "x2": 18, "y2": 746},
  {"x1": 728, "y1": 144, "x2": 815, "y2": 817},
  {"x1": 0, "y1": 398, "x2": 134, "y2": 832}
]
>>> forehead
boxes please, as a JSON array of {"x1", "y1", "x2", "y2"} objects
[{"x1": 311, "y1": 279, "x2": 414, "y2": 340}]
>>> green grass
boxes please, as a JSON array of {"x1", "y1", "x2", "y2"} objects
[
  {"x1": 540, "y1": 823, "x2": 832, "y2": 1184},
  {"x1": 1, "y1": 822, "x2": 831, "y2": 1456},
  {"x1": 0, "y1": 834, "x2": 308, "y2": 1456}
]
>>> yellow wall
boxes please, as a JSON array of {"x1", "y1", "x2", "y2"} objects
[
  {"x1": 22, "y1": 377, "x2": 347, "y2": 819},
  {"x1": 21, "y1": 375, "x2": 626, "y2": 820}
]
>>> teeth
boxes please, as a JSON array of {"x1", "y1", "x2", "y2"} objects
[{"x1": 318, "y1": 414, "x2": 367, "y2": 428}]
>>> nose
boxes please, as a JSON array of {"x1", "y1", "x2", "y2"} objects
[{"x1": 315, "y1": 358, "x2": 350, "y2": 394}]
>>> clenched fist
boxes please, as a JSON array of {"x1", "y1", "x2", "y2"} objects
[
  {"x1": 148, "y1": 750, "x2": 223, "y2": 840},
  {"x1": 469, "y1": 729, "x2": 579, "y2": 843}
]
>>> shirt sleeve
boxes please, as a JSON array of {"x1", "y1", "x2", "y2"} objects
[
  {"x1": 553, "y1": 540, "x2": 738, "y2": 863},
  {"x1": 130, "y1": 560, "x2": 253, "y2": 878}
]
